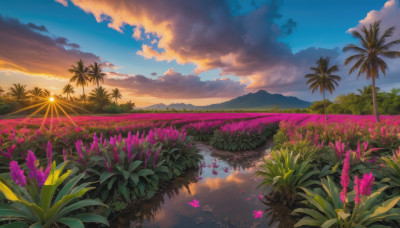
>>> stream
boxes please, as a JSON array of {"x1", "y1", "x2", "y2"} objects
[{"x1": 112, "y1": 142, "x2": 296, "y2": 228}]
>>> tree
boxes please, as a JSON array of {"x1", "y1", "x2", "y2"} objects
[
  {"x1": 344, "y1": 21, "x2": 400, "y2": 122},
  {"x1": 28, "y1": 87, "x2": 43, "y2": 101},
  {"x1": 111, "y1": 88, "x2": 122, "y2": 104},
  {"x1": 305, "y1": 57, "x2": 341, "y2": 120},
  {"x1": 89, "y1": 86, "x2": 111, "y2": 111},
  {"x1": 62, "y1": 84, "x2": 75, "y2": 100},
  {"x1": 69, "y1": 59, "x2": 89, "y2": 101},
  {"x1": 0, "y1": 87, "x2": 4, "y2": 95},
  {"x1": 42, "y1": 89, "x2": 51, "y2": 98},
  {"x1": 9, "y1": 83, "x2": 28, "y2": 101},
  {"x1": 88, "y1": 62, "x2": 105, "y2": 88}
]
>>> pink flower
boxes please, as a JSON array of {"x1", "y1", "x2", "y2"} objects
[
  {"x1": 253, "y1": 210, "x2": 264, "y2": 219},
  {"x1": 0, "y1": 144, "x2": 16, "y2": 160},
  {"x1": 212, "y1": 162, "x2": 219, "y2": 169},
  {"x1": 224, "y1": 167, "x2": 229, "y2": 173},
  {"x1": 340, "y1": 151, "x2": 350, "y2": 203},
  {"x1": 360, "y1": 172, "x2": 374, "y2": 196},
  {"x1": 188, "y1": 199, "x2": 200, "y2": 208},
  {"x1": 258, "y1": 194, "x2": 263, "y2": 199},
  {"x1": 9, "y1": 161, "x2": 26, "y2": 187},
  {"x1": 354, "y1": 172, "x2": 375, "y2": 204},
  {"x1": 212, "y1": 170, "x2": 218, "y2": 175}
]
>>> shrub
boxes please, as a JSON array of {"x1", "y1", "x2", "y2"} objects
[
  {"x1": 256, "y1": 149, "x2": 319, "y2": 206},
  {"x1": 0, "y1": 158, "x2": 108, "y2": 227},
  {"x1": 211, "y1": 121, "x2": 278, "y2": 151}
]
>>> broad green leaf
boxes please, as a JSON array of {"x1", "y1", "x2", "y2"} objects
[
  {"x1": 58, "y1": 218, "x2": 84, "y2": 228},
  {"x1": 73, "y1": 213, "x2": 109, "y2": 226}
]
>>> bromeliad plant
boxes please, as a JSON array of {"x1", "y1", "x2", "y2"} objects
[
  {"x1": 0, "y1": 151, "x2": 108, "y2": 228},
  {"x1": 293, "y1": 151, "x2": 400, "y2": 227},
  {"x1": 256, "y1": 149, "x2": 319, "y2": 206},
  {"x1": 381, "y1": 146, "x2": 400, "y2": 188}
]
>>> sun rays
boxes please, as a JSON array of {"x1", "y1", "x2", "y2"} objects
[{"x1": 7, "y1": 96, "x2": 89, "y2": 131}]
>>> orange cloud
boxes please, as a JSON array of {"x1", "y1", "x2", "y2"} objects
[{"x1": 0, "y1": 15, "x2": 101, "y2": 79}]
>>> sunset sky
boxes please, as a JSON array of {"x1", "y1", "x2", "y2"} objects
[{"x1": 1, "y1": 0, "x2": 400, "y2": 107}]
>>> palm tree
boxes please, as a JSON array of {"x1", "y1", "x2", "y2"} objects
[
  {"x1": 0, "y1": 87, "x2": 4, "y2": 96},
  {"x1": 305, "y1": 57, "x2": 341, "y2": 120},
  {"x1": 9, "y1": 83, "x2": 28, "y2": 101},
  {"x1": 42, "y1": 89, "x2": 51, "y2": 98},
  {"x1": 88, "y1": 62, "x2": 105, "y2": 88},
  {"x1": 344, "y1": 21, "x2": 400, "y2": 122},
  {"x1": 69, "y1": 59, "x2": 89, "y2": 101},
  {"x1": 111, "y1": 88, "x2": 122, "y2": 104},
  {"x1": 28, "y1": 87, "x2": 43, "y2": 101},
  {"x1": 89, "y1": 86, "x2": 111, "y2": 111},
  {"x1": 62, "y1": 84, "x2": 75, "y2": 100}
]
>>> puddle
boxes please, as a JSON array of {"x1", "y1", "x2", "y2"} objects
[{"x1": 111, "y1": 142, "x2": 297, "y2": 228}]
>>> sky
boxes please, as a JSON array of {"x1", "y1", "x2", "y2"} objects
[{"x1": 0, "y1": 0, "x2": 400, "y2": 107}]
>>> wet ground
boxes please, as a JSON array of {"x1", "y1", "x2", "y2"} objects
[{"x1": 112, "y1": 142, "x2": 296, "y2": 228}]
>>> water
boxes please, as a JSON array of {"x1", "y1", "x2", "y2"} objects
[{"x1": 112, "y1": 142, "x2": 296, "y2": 228}]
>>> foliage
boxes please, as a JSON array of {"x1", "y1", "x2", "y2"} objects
[
  {"x1": 293, "y1": 177, "x2": 400, "y2": 227},
  {"x1": 211, "y1": 120, "x2": 279, "y2": 151},
  {"x1": 0, "y1": 160, "x2": 108, "y2": 227},
  {"x1": 256, "y1": 149, "x2": 319, "y2": 206},
  {"x1": 344, "y1": 20, "x2": 400, "y2": 122}
]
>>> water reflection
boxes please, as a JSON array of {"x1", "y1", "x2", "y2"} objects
[{"x1": 112, "y1": 142, "x2": 296, "y2": 228}]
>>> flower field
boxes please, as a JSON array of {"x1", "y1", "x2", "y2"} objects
[{"x1": 1, "y1": 113, "x2": 400, "y2": 227}]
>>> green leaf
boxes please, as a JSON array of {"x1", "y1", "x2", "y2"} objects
[
  {"x1": 129, "y1": 161, "x2": 142, "y2": 172},
  {"x1": 137, "y1": 169, "x2": 154, "y2": 177},
  {"x1": 100, "y1": 172, "x2": 115, "y2": 184},
  {"x1": 55, "y1": 173, "x2": 84, "y2": 202},
  {"x1": 321, "y1": 218, "x2": 338, "y2": 228},
  {"x1": 59, "y1": 199, "x2": 106, "y2": 217},
  {"x1": 73, "y1": 213, "x2": 109, "y2": 226},
  {"x1": 129, "y1": 174, "x2": 139, "y2": 186},
  {"x1": 58, "y1": 218, "x2": 84, "y2": 228},
  {"x1": 0, "y1": 222, "x2": 28, "y2": 228},
  {"x1": 118, "y1": 181, "x2": 129, "y2": 201}
]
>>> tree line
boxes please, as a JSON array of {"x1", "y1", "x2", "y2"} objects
[
  {"x1": 0, "y1": 60, "x2": 134, "y2": 115},
  {"x1": 305, "y1": 20, "x2": 400, "y2": 122}
]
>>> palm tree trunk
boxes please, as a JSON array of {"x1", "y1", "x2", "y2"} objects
[
  {"x1": 97, "y1": 81, "x2": 99, "y2": 88},
  {"x1": 371, "y1": 76, "x2": 379, "y2": 122},
  {"x1": 323, "y1": 90, "x2": 328, "y2": 121},
  {"x1": 82, "y1": 85, "x2": 85, "y2": 102}
]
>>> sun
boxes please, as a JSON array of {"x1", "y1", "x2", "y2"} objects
[{"x1": 49, "y1": 97, "x2": 55, "y2": 102}]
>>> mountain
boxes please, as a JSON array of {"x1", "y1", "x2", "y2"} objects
[
  {"x1": 203, "y1": 90, "x2": 311, "y2": 110},
  {"x1": 146, "y1": 103, "x2": 200, "y2": 110},
  {"x1": 145, "y1": 90, "x2": 311, "y2": 110}
]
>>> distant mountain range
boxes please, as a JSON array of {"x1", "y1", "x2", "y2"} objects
[{"x1": 146, "y1": 90, "x2": 312, "y2": 110}]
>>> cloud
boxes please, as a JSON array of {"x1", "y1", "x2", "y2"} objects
[
  {"x1": 62, "y1": 0, "x2": 342, "y2": 98},
  {"x1": 0, "y1": 15, "x2": 101, "y2": 79},
  {"x1": 55, "y1": 0, "x2": 68, "y2": 7},
  {"x1": 105, "y1": 68, "x2": 246, "y2": 99},
  {"x1": 348, "y1": 0, "x2": 400, "y2": 39}
]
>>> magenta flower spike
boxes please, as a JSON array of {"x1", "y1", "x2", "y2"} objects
[
  {"x1": 340, "y1": 151, "x2": 350, "y2": 203},
  {"x1": 9, "y1": 161, "x2": 26, "y2": 187}
]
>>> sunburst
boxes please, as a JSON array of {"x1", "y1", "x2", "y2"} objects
[{"x1": 7, "y1": 95, "x2": 89, "y2": 131}]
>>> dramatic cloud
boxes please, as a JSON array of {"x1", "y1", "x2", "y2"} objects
[
  {"x1": 105, "y1": 68, "x2": 246, "y2": 99},
  {"x1": 348, "y1": 0, "x2": 400, "y2": 40},
  {"x1": 0, "y1": 15, "x2": 100, "y2": 79},
  {"x1": 57, "y1": 0, "x2": 337, "y2": 95}
]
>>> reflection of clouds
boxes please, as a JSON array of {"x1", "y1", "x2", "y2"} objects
[{"x1": 142, "y1": 167, "x2": 264, "y2": 227}]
